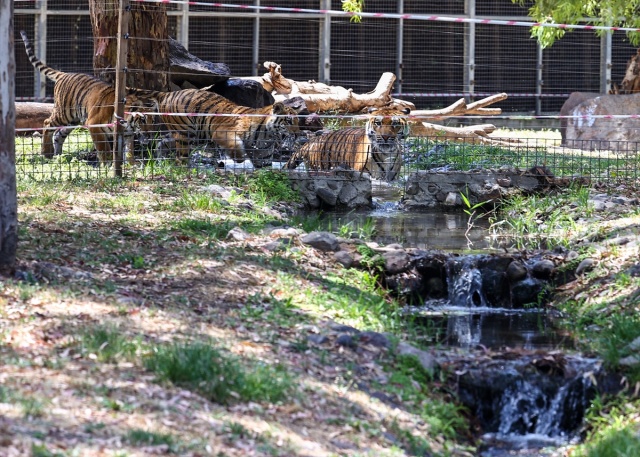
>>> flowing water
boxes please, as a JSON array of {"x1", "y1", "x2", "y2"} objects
[{"x1": 306, "y1": 183, "x2": 599, "y2": 455}]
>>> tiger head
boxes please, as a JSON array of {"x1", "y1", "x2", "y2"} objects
[
  {"x1": 365, "y1": 106, "x2": 411, "y2": 154},
  {"x1": 270, "y1": 101, "x2": 301, "y2": 142}
]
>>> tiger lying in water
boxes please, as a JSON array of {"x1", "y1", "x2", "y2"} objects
[
  {"x1": 285, "y1": 106, "x2": 411, "y2": 182},
  {"x1": 20, "y1": 31, "x2": 156, "y2": 166},
  {"x1": 126, "y1": 87, "x2": 300, "y2": 164}
]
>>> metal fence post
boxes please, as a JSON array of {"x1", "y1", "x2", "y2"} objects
[
  {"x1": 536, "y1": 42, "x2": 543, "y2": 115},
  {"x1": 463, "y1": 0, "x2": 475, "y2": 103},
  {"x1": 179, "y1": 0, "x2": 189, "y2": 48},
  {"x1": 36, "y1": 0, "x2": 47, "y2": 100},
  {"x1": 253, "y1": 0, "x2": 260, "y2": 76},
  {"x1": 396, "y1": 0, "x2": 403, "y2": 96},
  {"x1": 319, "y1": 0, "x2": 331, "y2": 84},
  {"x1": 601, "y1": 32, "x2": 612, "y2": 94}
]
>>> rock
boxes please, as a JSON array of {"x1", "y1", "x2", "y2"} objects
[
  {"x1": 263, "y1": 226, "x2": 300, "y2": 237},
  {"x1": 575, "y1": 258, "x2": 597, "y2": 275},
  {"x1": 333, "y1": 250, "x2": 355, "y2": 268},
  {"x1": 328, "y1": 322, "x2": 360, "y2": 334},
  {"x1": 226, "y1": 226, "x2": 250, "y2": 241},
  {"x1": 505, "y1": 260, "x2": 528, "y2": 282},
  {"x1": 169, "y1": 37, "x2": 230, "y2": 87},
  {"x1": 359, "y1": 331, "x2": 391, "y2": 348},
  {"x1": 395, "y1": 342, "x2": 437, "y2": 373},
  {"x1": 307, "y1": 334, "x2": 329, "y2": 345},
  {"x1": 382, "y1": 249, "x2": 411, "y2": 275},
  {"x1": 563, "y1": 92, "x2": 640, "y2": 152},
  {"x1": 531, "y1": 259, "x2": 555, "y2": 280},
  {"x1": 207, "y1": 78, "x2": 274, "y2": 108},
  {"x1": 335, "y1": 334, "x2": 357, "y2": 349},
  {"x1": 510, "y1": 278, "x2": 546, "y2": 308},
  {"x1": 559, "y1": 92, "x2": 599, "y2": 144},
  {"x1": 204, "y1": 184, "x2": 233, "y2": 199},
  {"x1": 300, "y1": 231, "x2": 340, "y2": 252},
  {"x1": 316, "y1": 186, "x2": 338, "y2": 206},
  {"x1": 288, "y1": 170, "x2": 372, "y2": 209}
]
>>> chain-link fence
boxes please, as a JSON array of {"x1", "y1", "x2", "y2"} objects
[
  {"x1": 12, "y1": 1, "x2": 640, "y2": 186},
  {"x1": 14, "y1": 113, "x2": 640, "y2": 185},
  {"x1": 14, "y1": 0, "x2": 640, "y2": 112}
]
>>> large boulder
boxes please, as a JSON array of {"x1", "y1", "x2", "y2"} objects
[
  {"x1": 207, "y1": 78, "x2": 275, "y2": 108},
  {"x1": 169, "y1": 37, "x2": 231, "y2": 87},
  {"x1": 559, "y1": 92, "x2": 598, "y2": 145},
  {"x1": 562, "y1": 92, "x2": 640, "y2": 153}
]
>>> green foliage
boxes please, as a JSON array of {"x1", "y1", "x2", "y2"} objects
[
  {"x1": 355, "y1": 244, "x2": 386, "y2": 275},
  {"x1": 79, "y1": 325, "x2": 141, "y2": 363},
  {"x1": 171, "y1": 217, "x2": 234, "y2": 239},
  {"x1": 511, "y1": 0, "x2": 640, "y2": 47},
  {"x1": 595, "y1": 313, "x2": 640, "y2": 380},
  {"x1": 341, "y1": 0, "x2": 365, "y2": 22},
  {"x1": 573, "y1": 396, "x2": 640, "y2": 457},
  {"x1": 31, "y1": 444, "x2": 65, "y2": 457},
  {"x1": 246, "y1": 169, "x2": 300, "y2": 203},
  {"x1": 145, "y1": 340, "x2": 293, "y2": 404},
  {"x1": 126, "y1": 429, "x2": 179, "y2": 452}
]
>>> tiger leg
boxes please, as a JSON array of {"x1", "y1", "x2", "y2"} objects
[
  {"x1": 172, "y1": 133, "x2": 191, "y2": 165},
  {"x1": 213, "y1": 131, "x2": 246, "y2": 162},
  {"x1": 41, "y1": 116, "x2": 60, "y2": 159},
  {"x1": 52, "y1": 127, "x2": 73, "y2": 156},
  {"x1": 89, "y1": 125, "x2": 113, "y2": 167}
]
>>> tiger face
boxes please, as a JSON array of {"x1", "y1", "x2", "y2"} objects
[
  {"x1": 366, "y1": 106, "x2": 411, "y2": 154},
  {"x1": 284, "y1": 105, "x2": 411, "y2": 182}
]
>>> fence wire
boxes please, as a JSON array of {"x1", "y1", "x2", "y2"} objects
[{"x1": 14, "y1": 114, "x2": 640, "y2": 186}]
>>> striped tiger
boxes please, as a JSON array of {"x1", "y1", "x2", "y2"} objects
[
  {"x1": 285, "y1": 106, "x2": 411, "y2": 182},
  {"x1": 126, "y1": 87, "x2": 300, "y2": 164},
  {"x1": 20, "y1": 31, "x2": 155, "y2": 165}
]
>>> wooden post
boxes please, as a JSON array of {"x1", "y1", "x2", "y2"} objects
[
  {"x1": 0, "y1": 0, "x2": 18, "y2": 274},
  {"x1": 112, "y1": 0, "x2": 130, "y2": 178}
]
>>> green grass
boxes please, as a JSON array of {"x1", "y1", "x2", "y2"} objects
[
  {"x1": 403, "y1": 137, "x2": 640, "y2": 180},
  {"x1": 572, "y1": 396, "x2": 640, "y2": 457},
  {"x1": 489, "y1": 185, "x2": 592, "y2": 250},
  {"x1": 78, "y1": 325, "x2": 142, "y2": 363},
  {"x1": 125, "y1": 428, "x2": 180, "y2": 452},
  {"x1": 144, "y1": 340, "x2": 294, "y2": 404}
]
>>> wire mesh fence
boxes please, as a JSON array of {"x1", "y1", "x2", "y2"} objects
[
  {"x1": 14, "y1": 114, "x2": 640, "y2": 186},
  {"x1": 12, "y1": 1, "x2": 640, "y2": 189},
  {"x1": 13, "y1": 0, "x2": 640, "y2": 112}
]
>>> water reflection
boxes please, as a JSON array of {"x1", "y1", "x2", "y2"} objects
[{"x1": 411, "y1": 308, "x2": 574, "y2": 351}]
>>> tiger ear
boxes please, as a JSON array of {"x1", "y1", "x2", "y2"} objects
[{"x1": 272, "y1": 102, "x2": 286, "y2": 114}]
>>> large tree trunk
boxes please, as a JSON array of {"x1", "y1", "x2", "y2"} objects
[
  {"x1": 89, "y1": 0, "x2": 169, "y2": 90},
  {"x1": 0, "y1": 0, "x2": 18, "y2": 275}
]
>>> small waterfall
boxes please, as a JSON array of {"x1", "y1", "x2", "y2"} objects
[
  {"x1": 457, "y1": 356, "x2": 600, "y2": 455},
  {"x1": 446, "y1": 256, "x2": 488, "y2": 308}
]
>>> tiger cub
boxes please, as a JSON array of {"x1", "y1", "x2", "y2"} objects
[
  {"x1": 285, "y1": 106, "x2": 411, "y2": 182},
  {"x1": 126, "y1": 87, "x2": 300, "y2": 164},
  {"x1": 20, "y1": 31, "x2": 155, "y2": 165}
]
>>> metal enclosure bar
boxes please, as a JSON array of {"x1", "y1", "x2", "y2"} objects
[
  {"x1": 463, "y1": 0, "x2": 475, "y2": 102},
  {"x1": 601, "y1": 32, "x2": 613, "y2": 94},
  {"x1": 319, "y1": 0, "x2": 331, "y2": 84}
]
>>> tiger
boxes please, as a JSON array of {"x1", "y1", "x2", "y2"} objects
[
  {"x1": 126, "y1": 87, "x2": 300, "y2": 164},
  {"x1": 285, "y1": 106, "x2": 411, "y2": 182},
  {"x1": 20, "y1": 31, "x2": 156, "y2": 166}
]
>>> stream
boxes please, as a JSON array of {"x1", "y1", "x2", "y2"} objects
[{"x1": 308, "y1": 182, "x2": 602, "y2": 456}]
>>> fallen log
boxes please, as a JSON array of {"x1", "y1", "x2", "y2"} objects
[{"x1": 16, "y1": 102, "x2": 52, "y2": 134}]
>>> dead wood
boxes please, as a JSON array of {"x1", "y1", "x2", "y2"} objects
[
  {"x1": 15, "y1": 102, "x2": 53, "y2": 134},
  {"x1": 245, "y1": 62, "x2": 517, "y2": 146}
]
